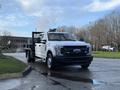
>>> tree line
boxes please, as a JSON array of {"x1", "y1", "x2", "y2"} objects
[
  {"x1": 58, "y1": 11, "x2": 120, "y2": 51},
  {"x1": 0, "y1": 30, "x2": 11, "y2": 46},
  {"x1": 1, "y1": 11, "x2": 120, "y2": 51}
]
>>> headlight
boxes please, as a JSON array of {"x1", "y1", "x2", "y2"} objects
[
  {"x1": 86, "y1": 45, "x2": 92, "y2": 55},
  {"x1": 55, "y1": 46, "x2": 63, "y2": 56}
]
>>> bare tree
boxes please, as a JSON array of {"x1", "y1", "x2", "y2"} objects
[
  {"x1": 0, "y1": 30, "x2": 11, "y2": 55},
  {"x1": 76, "y1": 11, "x2": 120, "y2": 51},
  {"x1": 57, "y1": 26, "x2": 78, "y2": 34},
  {"x1": 104, "y1": 12, "x2": 120, "y2": 51}
]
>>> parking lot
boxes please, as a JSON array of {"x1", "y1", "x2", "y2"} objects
[{"x1": 1, "y1": 53, "x2": 120, "y2": 90}]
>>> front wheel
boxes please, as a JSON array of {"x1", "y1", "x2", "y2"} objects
[{"x1": 46, "y1": 53, "x2": 55, "y2": 69}]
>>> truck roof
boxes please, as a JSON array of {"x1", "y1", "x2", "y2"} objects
[{"x1": 47, "y1": 32, "x2": 68, "y2": 34}]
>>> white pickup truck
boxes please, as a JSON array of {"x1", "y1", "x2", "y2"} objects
[{"x1": 25, "y1": 31, "x2": 93, "y2": 69}]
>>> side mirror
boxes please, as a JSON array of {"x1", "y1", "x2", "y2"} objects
[
  {"x1": 41, "y1": 40, "x2": 46, "y2": 44},
  {"x1": 36, "y1": 37, "x2": 41, "y2": 43},
  {"x1": 79, "y1": 38, "x2": 84, "y2": 41}
]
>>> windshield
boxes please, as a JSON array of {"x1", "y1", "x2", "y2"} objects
[{"x1": 48, "y1": 33, "x2": 77, "y2": 41}]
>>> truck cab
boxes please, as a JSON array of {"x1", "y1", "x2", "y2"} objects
[{"x1": 26, "y1": 31, "x2": 93, "y2": 69}]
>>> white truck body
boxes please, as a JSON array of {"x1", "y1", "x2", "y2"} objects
[{"x1": 26, "y1": 31, "x2": 93, "y2": 69}]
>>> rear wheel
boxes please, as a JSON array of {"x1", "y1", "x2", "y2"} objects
[
  {"x1": 81, "y1": 64, "x2": 90, "y2": 69},
  {"x1": 46, "y1": 53, "x2": 55, "y2": 69},
  {"x1": 32, "y1": 58, "x2": 35, "y2": 63},
  {"x1": 26, "y1": 51, "x2": 32, "y2": 63}
]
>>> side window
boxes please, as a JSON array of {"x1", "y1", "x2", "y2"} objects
[
  {"x1": 39, "y1": 34, "x2": 44, "y2": 40},
  {"x1": 34, "y1": 33, "x2": 44, "y2": 43},
  {"x1": 41, "y1": 34, "x2": 47, "y2": 41}
]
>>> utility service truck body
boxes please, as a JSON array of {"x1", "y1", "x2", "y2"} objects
[{"x1": 25, "y1": 31, "x2": 93, "y2": 69}]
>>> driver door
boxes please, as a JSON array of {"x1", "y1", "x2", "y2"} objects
[{"x1": 35, "y1": 33, "x2": 46, "y2": 59}]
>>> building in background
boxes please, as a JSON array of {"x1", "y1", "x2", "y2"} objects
[{"x1": 0, "y1": 36, "x2": 31, "y2": 52}]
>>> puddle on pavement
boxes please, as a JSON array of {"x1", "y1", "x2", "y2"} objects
[
  {"x1": 41, "y1": 71, "x2": 104, "y2": 86},
  {"x1": 33, "y1": 62, "x2": 104, "y2": 86},
  {"x1": 0, "y1": 78, "x2": 29, "y2": 90},
  {"x1": 92, "y1": 79, "x2": 104, "y2": 86},
  {"x1": 31, "y1": 85, "x2": 40, "y2": 90},
  {"x1": 0, "y1": 79, "x2": 22, "y2": 90}
]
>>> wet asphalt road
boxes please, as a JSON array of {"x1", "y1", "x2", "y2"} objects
[{"x1": 1, "y1": 53, "x2": 120, "y2": 90}]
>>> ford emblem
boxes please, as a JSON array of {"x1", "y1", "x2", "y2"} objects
[{"x1": 73, "y1": 49, "x2": 81, "y2": 53}]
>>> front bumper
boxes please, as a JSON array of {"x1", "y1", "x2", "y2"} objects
[{"x1": 53, "y1": 55, "x2": 93, "y2": 65}]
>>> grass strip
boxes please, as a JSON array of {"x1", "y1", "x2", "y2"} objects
[
  {"x1": 0, "y1": 55, "x2": 27, "y2": 74},
  {"x1": 93, "y1": 51, "x2": 120, "y2": 59}
]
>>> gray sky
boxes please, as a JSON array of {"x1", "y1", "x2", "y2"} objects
[{"x1": 0, "y1": 0, "x2": 120, "y2": 37}]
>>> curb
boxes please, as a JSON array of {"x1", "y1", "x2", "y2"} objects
[
  {"x1": 22, "y1": 65, "x2": 32, "y2": 76},
  {"x1": 0, "y1": 65, "x2": 32, "y2": 80}
]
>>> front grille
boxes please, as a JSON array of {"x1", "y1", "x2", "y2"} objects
[{"x1": 61, "y1": 46, "x2": 89, "y2": 56}]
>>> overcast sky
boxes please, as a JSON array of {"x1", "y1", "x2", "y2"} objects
[{"x1": 0, "y1": 0, "x2": 120, "y2": 37}]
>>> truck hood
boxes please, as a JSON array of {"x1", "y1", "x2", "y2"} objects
[{"x1": 49, "y1": 41, "x2": 90, "y2": 47}]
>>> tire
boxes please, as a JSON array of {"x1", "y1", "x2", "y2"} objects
[
  {"x1": 27, "y1": 51, "x2": 32, "y2": 63},
  {"x1": 46, "y1": 53, "x2": 55, "y2": 69},
  {"x1": 81, "y1": 64, "x2": 90, "y2": 69},
  {"x1": 32, "y1": 58, "x2": 35, "y2": 63}
]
